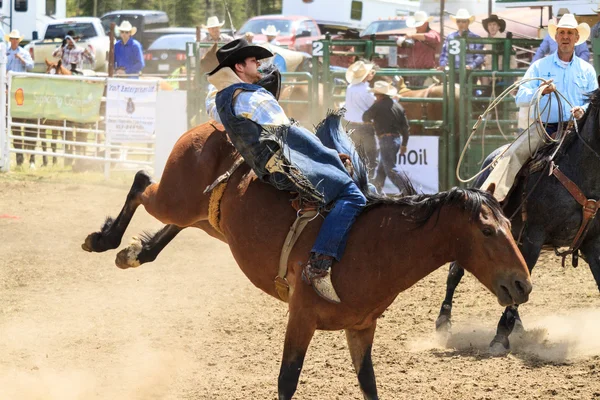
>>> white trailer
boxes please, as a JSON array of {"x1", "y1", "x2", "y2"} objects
[
  {"x1": 282, "y1": 0, "x2": 420, "y2": 30},
  {"x1": 0, "y1": 0, "x2": 66, "y2": 42}
]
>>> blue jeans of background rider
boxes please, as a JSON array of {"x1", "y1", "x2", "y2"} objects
[
  {"x1": 311, "y1": 182, "x2": 366, "y2": 260},
  {"x1": 373, "y1": 135, "x2": 404, "y2": 191}
]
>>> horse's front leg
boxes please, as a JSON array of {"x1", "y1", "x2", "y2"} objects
[
  {"x1": 579, "y1": 237, "x2": 600, "y2": 292},
  {"x1": 490, "y1": 229, "x2": 543, "y2": 353},
  {"x1": 82, "y1": 170, "x2": 153, "y2": 252},
  {"x1": 115, "y1": 224, "x2": 183, "y2": 269},
  {"x1": 278, "y1": 307, "x2": 316, "y2": 400},
  {"x1": 435, "y1": 261, "x2": 465, "y2": 332},
  {"x1": 346, "y1": 322, "x2": 378, "y2": 400}
]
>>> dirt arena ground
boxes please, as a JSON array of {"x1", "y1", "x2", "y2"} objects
[{"x1": 2, "y1": 174, "x2": 600, "y2": 399}]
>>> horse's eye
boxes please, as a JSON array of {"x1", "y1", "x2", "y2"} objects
[{"x1": 482, "y1": 227, "x2": 494, "y2": 237}]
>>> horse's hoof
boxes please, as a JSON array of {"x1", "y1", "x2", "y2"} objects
[
  {"x1": 489, "y1": 335, "x2": 510, "y2": 356},
  {"x1": 115, "y1": 237, "x2": 143, "y2": 269},
  {"x1": 435, "y1": 314, "x2": 452, "y2": 333}
]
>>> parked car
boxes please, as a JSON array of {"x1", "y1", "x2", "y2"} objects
[
  {"x1": 100, "y1": 10, "x2": 169, "y2": 49},
  {"x1": 237, "y1": 15, "x2": 322, "y2": 53},
  {"x1": 143, "y1": 33, "x2": 195, "y2": 75}
]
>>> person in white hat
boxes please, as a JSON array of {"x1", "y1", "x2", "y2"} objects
[
  {"x1": 481, "y1": 13, "x2": 598, "y2": 203},
  {"x1": 261, "y1": 25, "x2": 281, "y2": 45},
  {"x1": 533, "y1": 8, "x2": 589, "y2": 62},
  {"x1": 114, "y1": 20, "x2": 145, "y2": 76},
  {"x1": 362, "y1": 80, "x2": 410, "y2": 192},
  {"x1": 438, "y1": 8, "x2": 484, "y2": 71},
  {"x1": 202, "y1": 16, "x2": 234, "y2": 43},
  {"x1": 6, "y1": 29, "x2": 33, "y2": 73},
  {"x1": 5, "y1": 29, "x2": 35, "y2": 169},
  {"x1": 398, "y1": 11, "x2": 440, "y2": 86},
  {"x1": 343, "y1": 60, "x2": 377, "y2": 172}
]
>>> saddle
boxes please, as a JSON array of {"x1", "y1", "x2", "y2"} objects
[{"x1": 204, "y1": 146, "x2": 356, "y2": 302}]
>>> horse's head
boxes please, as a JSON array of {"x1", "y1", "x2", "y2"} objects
[
  {"x1": 45, "y1": 58, "x2": 71, "y2": 75},
  {"x1": 447, "y1": 187, "x2": 532, "y2": 306}
]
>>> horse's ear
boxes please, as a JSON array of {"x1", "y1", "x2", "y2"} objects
[
  {"x1": 485, "y1": 183, "x2": 496, "y2": 196},
  {"x1": 57, "y1": 59, "x2": 62, "y2": 68},
  {"x1": 45, "y1": 58, "x2": 51, "y2": 66}
]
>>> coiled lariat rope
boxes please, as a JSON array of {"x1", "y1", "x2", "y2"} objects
[{"x1": 456, "y1": 77, "x2": 576, "y2": 184}]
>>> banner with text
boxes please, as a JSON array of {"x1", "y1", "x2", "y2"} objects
[
  {"x1": 10, "y1": 76, "x2": 104, "y2": 123},
  {"x1": 106, "y1": 79, "x2": 158, "y2": 142},
  {"x1": 381, "y1": 136, "x2": 439, "y2": 194}
]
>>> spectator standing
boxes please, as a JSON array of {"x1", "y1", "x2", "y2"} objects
[
  {"x1": 591, "y1": 3, "x2": 600, "y2": 39},
  {"x1": 480, "y1": 14, "x2": 517, "y2": 90},
  {"x1": 114, "y1": 21, "x2": 145, "y2": 76},
  {"x1": 261, "y1": 25, "x2": 281, "y2": 45},
  {"x1": 533, "y1": 9, "x2": 590, "y2": 63},
  {"x1": 5, "y1": 29, "x2": 35, "y2": 168},
  {"x1": 397, "y1": 11, "x2": 440, "y2": 86},
  {"x1": 202, "y1": 16, "x2": 234, "y2": 43},
  {"x1": 52, "y1": 35, "x2": 95, "y2": 73},
  {"x1": 344, "y1": 60, "x2": 377, "y2": 172},
  {"x1": 362, "y1": 81, "x2": 410, "y2": 193},
  {"x1": 438, "y1": 9, "x2": 484, "y2": 71}
]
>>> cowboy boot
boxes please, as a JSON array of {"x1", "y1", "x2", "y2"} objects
[{"x1": 302, "y1": 253, "x2": 341, "y2": 304}]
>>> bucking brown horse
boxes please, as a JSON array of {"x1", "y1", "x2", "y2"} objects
[{"x1": 81, "y1": 121, "x2": 532, "y2": 399}]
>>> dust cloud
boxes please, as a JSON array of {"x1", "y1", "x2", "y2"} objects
[{"x1": 407, "y1": 308, "x2": 600, "y2": 362}]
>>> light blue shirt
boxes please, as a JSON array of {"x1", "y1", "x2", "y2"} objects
[
  {"x1": 344, "y1": 82, "x2": 375, "y2": 123},
  {"x1": 7, "y1": 45, "x2": 33, "y2": 72},
  {"x1": 516, "y1": 51, "x2": 598, "y2": 123},
  {"x1": 532, "y1": 34, "x2": 590, "y2": 63}
]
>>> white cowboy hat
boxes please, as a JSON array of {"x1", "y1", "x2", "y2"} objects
[
  {"x1": 4, "y1": 29, "x2": 24, "y2": 42},
  {"x1": 369, "y1": 80, "x2": 398, "y2": 97},
  {"x1": 116, "y1": 21, "x2": 137, "y2": 35},
  {"x1": 593, "y1": 3, "x2": 600, "y2": 13},
  {"x1": 345, "y1": 60, "x2": 374, "y2": 85},
  {"x1": 261, "y1": 25, "x2": 280, "y2": 37},
  {"x1": 449, "y1": 9, "x2": 476, "y2": 24},
  {"x1": 548, "y1": 14, "x2": 590, "y2": 46},
  {"x1": 406, "y1": 11, "x2": 433, "y2": 28},
  {"x1": 203, "y1": 16, "x2": 225, "y2": 29}
]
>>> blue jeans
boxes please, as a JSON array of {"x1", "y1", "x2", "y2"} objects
[
  {"x1": 311, "y1": 182, "x2": 367, "y2": 261},
  {"x1": 373, "y1": 135, "x2": 404, "y2": 191}
]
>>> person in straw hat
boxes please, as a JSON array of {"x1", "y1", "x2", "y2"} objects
[
  {"x1": 205, "y1": 38, "x2": 367, "y2": 304},
  {"x1": 202, "y1": 16, "x2": 234, "y2": 43},
  {"x1": 438, "y1": 8, "x2": 484, "y2": 71},
  {"x1": 6, "y1": 29, "x2": 33, "y2": 73},
  {"x1": 397, "y1": 10, "x2": 440, "y2": 86},
  {"x1": 533, "y1": 8, "x2": 589, "y2": 62},
  {"x1": 343, "y1": 60, "x2": 377, "y2": 172},
  {"x1": 481, "y1": 13, "x2": 598, "y2": 203},
  {"x1": 362, "y1": 80, "x2": 410, "y2": 193},
  {"x1": 5, "y1": 29, "x2": 35, "y2": 169},
  {"x1": 114, "y1": 21, "x2": 145, "y2": 76},
  {"x1": 261, "y1": 25, "x2": 281, "y2": 45}
]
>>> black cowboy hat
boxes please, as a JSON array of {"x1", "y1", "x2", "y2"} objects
[
  {"x1": 482, "y1": 14, "x2": 506, "y2": 33},
  {"x1": 208, "y1": 38, "x2": 273, "y2": 75}
]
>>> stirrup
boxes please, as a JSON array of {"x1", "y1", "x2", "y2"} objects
[{"x1": 302, "y1": 265, "x2": 341, "y2": 304}]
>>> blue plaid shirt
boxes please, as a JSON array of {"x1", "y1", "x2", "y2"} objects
[
  {"x1": 439, "y1": 30, "x2": 484, "y2": 69},
  {"x1": 7, "y1": 46, "x2": 33, "y2": 72}
]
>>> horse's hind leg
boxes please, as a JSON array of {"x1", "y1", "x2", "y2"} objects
[
  {"x1": 115, "y1": 224, "x2": 183, "y2": 269},
  {"x1": 435, "y1": 262, "x2": 465, "y2": 332},
  {"x1": 278, "y1": 310, "x2": 316, "y2": 400},
  {"x1": 346, "y1": 323, "x2": 378, "y2": 400},
  {"x1": 82, "y1": 170, "x2": 153, "y2": 253}
]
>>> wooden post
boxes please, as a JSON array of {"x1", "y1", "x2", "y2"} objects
[
  {"x1": 196, "y1": 26, "x2": 202, "y2": 42},
  {"x1": 108, "y1": 22, "x2": 115, "y2": 77},
  {"x1": 440, "y1": 0, "x2": 445, "y2": 42}
]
